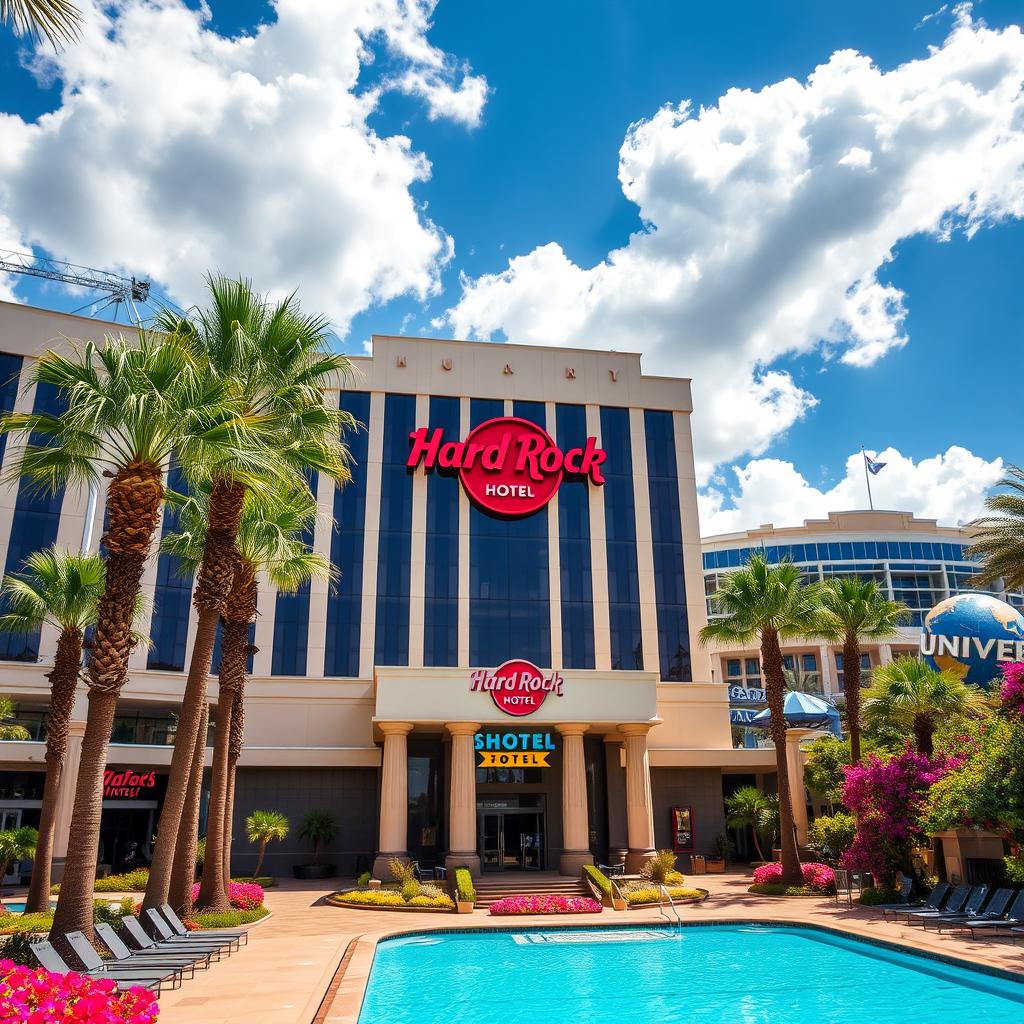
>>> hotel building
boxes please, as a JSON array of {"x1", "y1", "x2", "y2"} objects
[{"x1": 0, "y1": 300, "x2": 782, "y2": 883}]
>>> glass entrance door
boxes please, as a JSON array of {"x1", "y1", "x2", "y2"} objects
[
  {"x1": 478, "y1": 811, "x2": 545, "y2": 871},
  {"x1": 480, "y1": 813, "x2": 502, "y2": 871}
]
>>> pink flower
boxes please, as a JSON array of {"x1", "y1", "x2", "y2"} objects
[
  {"x1": 1000, "y1": 662, "x2": 1024, "y2": 716},
  {"x1": 751, "y1": 861, "x2": 835, "y2": 893},
  {"x1": 488, "y1": 894, "x2": 602, "y2": 915},
  {"x1": 189, "y1": 880, "x2": 264, "y2": 910},
  {"x1": 1, "y1": 962, "x2": 159, "y2": 1023}
]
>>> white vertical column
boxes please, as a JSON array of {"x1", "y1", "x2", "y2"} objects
[
  {"x1": 630, "y1": 407, "x2": 658, "y2": 674},
  {"x1": 546, "y1": 401, "x2": 562, "y2": 669},
  {"x1": 457, "y1": 397, "x2": 471, "y2": 667},
  {"x1": 445, "y1": 721, "x2": 482, "y2": 876},
  {"x1": 408, "y1": 394, "x2": 428, "y2": 667},
  {"x1": 358, "y1": 392, "x2": 385, "y2": 680},
  {"x1": 372, "y1": 721, "x2": 414, "y2": 877},
  {"x1": 674, "y1": 410, "x2": 713, "y2": 683},
  {"x1": 586, "y1": 405, "x2": 611, "y2": 670},
  {"x1": 620, "y1": 723, "x2": 656, "y2": 872},
  {"x1": 0, "y1": 374, "x2": 37, "y2": 576},
  {"x1": 304, "y1": 469, "x2": 335, "y2": 678},
  {"x1": 251, "y1": 570, "x2": 275, "y2": 677}
]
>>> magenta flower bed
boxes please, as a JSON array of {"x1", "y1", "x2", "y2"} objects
[
  {"x1": 752, "y1": 861, "x2": 835, "y2": 893},
  {"x1": 189, "y1": 880, "x2": 265, "y2": 910},
  {"x1": 1, "y1": 960, "x2": 159, "y2": 1023},
  {"x1": 488, "y1": 895, "x2": 603, "y2": 915}
]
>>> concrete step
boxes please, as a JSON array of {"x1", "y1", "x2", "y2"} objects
[{"x1": 473, "y1": 873, "x2": 591, "y2": 906}]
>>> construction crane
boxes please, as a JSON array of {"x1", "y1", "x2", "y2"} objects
[{"x1": 0, "y1": 249, "x2": 154, "y2": 325}]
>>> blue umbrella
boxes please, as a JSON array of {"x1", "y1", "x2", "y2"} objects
[{"x1": 749, "y1": 691, "x2": 842, "y2": 737}]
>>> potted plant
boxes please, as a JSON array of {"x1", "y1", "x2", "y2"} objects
[
  {"x1": 454, "y1": 866, "x2": 476, "y2": 914},
  {"x1": 245, "y1": 809, "x2": 290, "y2": 879},
  {"x1": 706, "y1": 834, "x2": 734, "y2": 873},
  {"x1": 293, "y1": 810, "x2": 337, "y2": 879}
]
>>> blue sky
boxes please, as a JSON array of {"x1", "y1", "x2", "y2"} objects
[{"x1": 1, "y1": 1, "x2": 1021, "y2": 533}]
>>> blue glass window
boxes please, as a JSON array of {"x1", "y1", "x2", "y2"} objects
[
  {"x1": 0, "y1": 353, "x2": 22, "y2": 468},
  {"x1": 272, "y1": 468, "x2": 317, "y2": 675},
  {"x1": 374, "y1": 394, "x2": 415, "y2": 665},
  {"x1": 424, "y1": 396, "x2": 460, "y2": 666},
  {"x1": 325, "y1": 392, "x2": 371, "y2": 676},
  {"x1": 645, "y1": 409, "x2": 690, "y2": 681},
  {"x1": 469, "y1": 399, "x2": 551, "y2": 666},
  {"x1": 557, "y1": 404, "x2": 594, "y2": 669},
  {"x1": 0, "y1": 381, "x2": 68, "y2": 661},
  {"x1": 601, "y1": 407, "x2": 642, "y2": 671}
]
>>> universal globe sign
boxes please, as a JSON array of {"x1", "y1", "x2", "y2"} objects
[{"x1": 920, "y1": 593, "x2": 1024, "y2": 687}]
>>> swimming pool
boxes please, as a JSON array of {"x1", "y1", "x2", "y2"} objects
[
  {"x1": 1, "y1": 901, "x2": 56, "y2": 914},
  {"x1": 357, "y1": 924, "x2": 1024, "y2": 1024}
]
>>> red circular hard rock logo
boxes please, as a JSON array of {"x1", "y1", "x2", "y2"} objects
[
  {"x1": 407, "y1": 416, "x2": 606, "y2": 519},
  {"x1": 469, "y1": 659, "x2": 566, "y2": 717}
]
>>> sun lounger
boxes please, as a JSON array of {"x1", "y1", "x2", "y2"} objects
[
  {"x1": 144, "y1": 908, "x2": 240, "y2": 954},
  {"x1": 961, "y1": 890, "x2": 1024, "y2": 939},
  {"x1": 881, "y1": 880, "x2": 950, "y2": 920},
  {"x1": 869, "y1": 876, "x2": 912, "y2": 916},
  {"x1": 122, "y1": 914, "x2": 229, "y2": 960},
  {"x1": 898, "y1": 883, "x2": 970, "y2": 924},
  {"x1": 94, "y1": 921, "x2": 209, "y2": 976},
  {"x1": 161, "y1": 903, "x2": 248, "y2": 946},
  {"x1": 924, "y1": 886, "x2": 1005, "y2": 932},
  {"x1": 64, "y1": 930, "x2": 185, "y2": 990},
  {"x1": 31, "y1": 938, "x2": 176, "y2": 994}
]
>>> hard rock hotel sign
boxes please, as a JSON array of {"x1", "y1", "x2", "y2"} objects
[
  {"x1": 406, "y1": 416, "x2": 607, "y2": 518},
  {"x1": 470, "y1": 660, "x2": 565, "y2": 717}
]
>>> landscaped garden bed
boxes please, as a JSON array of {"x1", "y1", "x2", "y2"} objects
[
  {"x1": 488, "y1": 895, "x2": 602, "y2": 915},
  {"x1": 586, "y1": 850, "x2": 706, "y2": 908},
  {"x1": 747, "y1": 862, "x2": 836, "y2": 897},
  {"x1": 328, "y1": 859, "x2": 455, "y2": 912}
]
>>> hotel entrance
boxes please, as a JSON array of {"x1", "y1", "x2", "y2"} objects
[{"x1": 477, "y1": 798, "x2": 545, "y2": 871}]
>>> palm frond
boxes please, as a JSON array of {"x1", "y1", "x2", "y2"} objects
[{"x1": 0, "y1": 0, "x2": 80, "y2": 47}]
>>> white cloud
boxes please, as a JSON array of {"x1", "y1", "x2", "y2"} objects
[
  {"x1": 698, "y1": 446, "x2": 1004, "y2": 536},
  {"x1": 444, "y1": 13, "x2": 1024, "y2": 479},
  {"x1": 0, "y1": 0, "x2": 487, "y2": 333}
]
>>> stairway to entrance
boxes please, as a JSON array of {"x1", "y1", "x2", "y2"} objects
[{"x1": 473, "y1": 872, "x2": 591, "y2": 908}]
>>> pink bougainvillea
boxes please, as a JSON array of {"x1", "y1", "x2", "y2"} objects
[
  {"x1": 1000, "y1": 662, "x2": 1024, "y2": 716},
  {"x1": 841, "y1": 746, "x2": 958, "y2": 883},
  {"x1": 0, "y1": 960, "x2": 159, "y2": 1023},
  {"x1": 488, "y1": 895, "x2": 603, "y2": 915},
  {"x1": 189, "y1": 880, "x2": 265, "y2": 910},
  {"x1": 751, "y1": 861, "x2": 835, "y2": 893}
]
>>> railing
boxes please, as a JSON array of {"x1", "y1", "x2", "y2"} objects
[{"x1": 657, "y1": 883, "x2": 682, "y2": 926}]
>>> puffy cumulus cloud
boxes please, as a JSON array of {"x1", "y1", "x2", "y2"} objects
[
  {"x1": 698, "y1": 446, "x2": 1004, "y2": 537},
  {"x1": 445, "y1": 11, "x2": 1024, "y2": 478},
  {"x1": 0, "y1": 0, "x2": 487, "y2": 332}
]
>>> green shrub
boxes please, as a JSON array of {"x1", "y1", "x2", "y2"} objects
[
  {"x1": 189, "y1": 907, "x2": 268, "y2": 929},
  {"x1": 748, "y1": 883, "x2": 823, "y2": 896},
  {"x1": 454, "y1": 867, "x2": 476, "y2": 903},
  {"x1": 232, "y1": 875, "x2": 275, "y2": 887},
  {"x1": 583, "y1": 864, "x2": 612, "y2": 897},
  {"x1": 336, "y1": 889, "x2": 406, "y2": 907},
  {"x1": 623, "y1": 885, "x2": 702, "y2": 905},
  {"x1": 807, "y1": 813, "x2": 856, "y2": 859},
  {"x1": 665, "y1": 869, "x2": 686, "y2": 885},
  {"x1": 356, "y1": 871, "x2": 372, "y2": 888},
  {"x1": 408, "y1": 893, "x2": 455, "y2": 909},
  {"x1": 92, "y1": 898, "x2": 135, "y2": 927},
  {"x1": 857, "y1": 885, "x2": 904, "y2": 906},
  {"x1": 1004, "y1": 855, "x2": 1024, "y2": 886},
  {"x1": 400, "y1": 879, "x2": 420, "y2": 901},
  {"x1": 0, "y1": 912, "x2": 54, "y2": 935},
  {"x1": 0, "y1": 931, "x2": 36, "y2": 965},
  {"x1": 640, "y1": 850, "x2": 678, "y2": 885},
  {"x1": 52, "y1": 868, "x2": 152, "y2": 894}
]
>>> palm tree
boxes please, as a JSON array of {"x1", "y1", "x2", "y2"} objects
[
  {"x1": 298, "y1": 810, "x2": 337, "y2": 866},
  {"x1": 0, "y1": 549, "x2": 110, "y2": 911},
  {"x1": 246, "y1": 811, "x2": 289, "y2": 879},
  {"x1": 143, "y1": 276, "x2": 354, "y2": 912},
  {"x1": 161, "y1": 483, "x2": 332, "y2": 912},
  {"x1": 819, "y1": 578, "x2": 909, "y2": 764},
  {"x1": 700, "y1": 555, "x2": 830, "y2": 885},
  {"x1": 1, "y1": 0, "x2": 80, "y2": 47},
  {"x1": 862, "y1": 656, "x2": 989, "y2": 756},
  {"x1": 0, "y1": 696, "x2": 30, "y2": 740},
  {"x1": 966, "y1": 465, "x2": 1024, "y2": 590},
  {"x1": 724, "y1": 785, "x2": 777, "y2": 863},
  {"x1": 0, "y1": 329, "x2": 259, "y2": 940},
  {"x1": 0, "y1": 826, "x2": 38, "y2": 888}
]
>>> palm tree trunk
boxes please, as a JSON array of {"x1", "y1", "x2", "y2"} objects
[
  {"x1": 843, "y1": 634, "x2": 863, "y2": 764},
  {"x1": 914, "y1": 716, "x2": 934, "y2": 757},
  {"x1": 51, "y1": 460, "x2": 164, "y2": 942},
  {"x1": 751, "y1": 828, "x2": 765, "y2": 863},
  {"x1": 25, "y1": 627, "x2": 82, "y2": 913},
  {"x1": 762, "y1": 627, "x2": 803, "y2": 886},
  {"x1": 196, "y1": 685, "x2": 234, "y2": 912},
  {"x1": 168, "y1": 702, "x2": 209, "y2": 917},
  {"x1": 253, "y1": 838, "x2": 268, "y2": 880},
  {"x1": 144, "y1": 476, "x2": 246, "y2": 911},
  {"x1": 224, "y1": 686, "x2": 245, "y2": 886}
]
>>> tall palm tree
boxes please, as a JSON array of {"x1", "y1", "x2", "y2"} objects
[
  {"x1": 724, "y1": 785, "x2": 777, "y2": 863},
  {"x1": 0, "y1": 329, "x2": 259, "y2": 940},
  {"x1": 819, "y1": 578, "x2": 909, "y2": 764},
  {"x1": 966, "y1": 465, "x2": 1024, "y2": 590},
  {"x1": 862, "y1": 656, "x2": 989, "y2": 756},
  {"x1": 0, "y1": 696, "x2": 30, "y2": 740},
  {"x1": 161, "y1": 483, "x2": 332, "y2": 912},
  {"x1": 223, "y1": 680, "x2": 246, "y2": 888},
  {"x1": 700, "y1": 555, "x2": 830, "y2": 885},
  {"x1": 1, "y1": 0, "x2": 80, "y2": 47},
  {"x1": 0, "y1": 549, "x2": 112, "y2": 911},
  {"x1": 143, "y1": 277, "x2": 354, "y2": 912}
]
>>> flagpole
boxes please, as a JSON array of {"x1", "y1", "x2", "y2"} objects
[{"x1": 861, "y1": 446, "x2": 874, "y2": 511}]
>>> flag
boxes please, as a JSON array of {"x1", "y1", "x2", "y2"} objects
[{"x1": 864, "y1": 452, "x2": 886, "y2": 476}]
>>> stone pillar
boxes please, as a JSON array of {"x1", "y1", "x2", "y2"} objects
[
  {"x1": 620, "y1": 723, "x2": 656, "y2": 872},
  {"x1": 51, "y1": 721, "x2": 86, "y2": 881},
  {"x1": 604, "y1": 735, "x2": 627, "y2": 865},
  {"x1": 557, "y1": 724, "x2": 592, "y2": 875},
  {"x1": 445, "y1": 722, "x2": 481, "y2": 876},
  {"x1": 785, "y1": 728, "x2": 812, "y2": 846},
  {"x1": 372, "y1": 722, "x2": 413, "y2": 878},
  {"x1": 879, "y1": 643, "x2": 893, "y2": 666}
]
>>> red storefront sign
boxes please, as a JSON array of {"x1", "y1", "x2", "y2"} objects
[
  {"x1": 407, "y1": 416, "x2": 606, "y2": 518},
  {"x1": 103, "y1": 769, "x2": 157, "y2": 799},
  {"x1": 470, "y1": 659, "x2": 565, "y2": 717}
]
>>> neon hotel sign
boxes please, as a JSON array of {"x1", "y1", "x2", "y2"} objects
[{"x1": 407, "y1": 416, "x2": 607, "y2": 518}]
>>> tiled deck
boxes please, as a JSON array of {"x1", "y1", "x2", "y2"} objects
[{"x1": 153, "y1": 873, "x2": 1024, "y2": 1024}]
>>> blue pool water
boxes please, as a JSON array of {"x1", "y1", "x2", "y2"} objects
[
  {"x1": 357, "y1": 924, "x2": 1024, "y2": 1024},
  {"x1": 2, "y1": 901, "x2": 55, "y2": 913}
]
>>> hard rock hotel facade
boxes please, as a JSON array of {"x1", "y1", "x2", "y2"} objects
[{"x1": 0, "y1": 299, "x2": 780, "y2": 882}]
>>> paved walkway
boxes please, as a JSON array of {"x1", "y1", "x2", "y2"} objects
[{"x1": 155, "y1": 873, "x2": 1024, "y2": 1024}]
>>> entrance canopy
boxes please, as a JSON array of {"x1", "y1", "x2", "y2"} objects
[{"x1": 748, "y1": 691, "x2": 841, "y2": 737}]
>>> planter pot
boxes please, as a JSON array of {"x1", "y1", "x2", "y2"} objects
[
  {"x1": 611, "y1": 898, "x2": 628, "y2": 911},
  {"x1": 293, "y1": 864, "x2": 337, "y2": 880},
  {"x1": 456, "y1": 901, "x2": 475, "y2": 914},
  {"x1": 705, "y1": 859, "x2": 726, "y2": 874}
]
